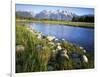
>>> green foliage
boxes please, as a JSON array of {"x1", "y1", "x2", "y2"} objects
[{"x1": 72, "y1": 15, "x2": 94, "y2": 23}]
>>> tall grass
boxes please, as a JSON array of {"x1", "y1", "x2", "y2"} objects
[{"x1": 16, "y1": 25, "x2": 52, "y2": 72}]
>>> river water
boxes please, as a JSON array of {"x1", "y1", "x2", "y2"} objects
[{"x1": 29, "y1": 23, "x2": 94, "y2": 52}]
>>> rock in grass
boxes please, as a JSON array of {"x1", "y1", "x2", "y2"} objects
[
  {"x1": 82, "y1": 55, "x2": 88, "y2": 63},
  {"x1": 57, "y1": 45, "x2": 62, "y2": 50},
  {"x1": 60, "y1": 49, "x2": 69, "y2": 60},
  {"x1": 16, "y1": 45, "x2": 25, "y2": 52},
  {"x1": 47, "y1": 36, "x2": 55, "y2": 41},
  {"x1": 56, "y1": 43, "x2": 62, "y2": 50},
  {"x1": 83, "y1": 49, "x2": 86, "y2": 53},
  {"x1": 29, "y1": 29, "x2": 34, "y2": 34},
  {"x1": 37, "y1": 34, "x2": 43, "y2": 39},
  {"x1": 56, "y1": 49, "x2": 69, "y2": 60},
  {"x1": 80, "y1": 46, "x2": 84, "y2": 49},
  {"x1": 79, "y1": 46, "x2": 86, "y2": 53}
]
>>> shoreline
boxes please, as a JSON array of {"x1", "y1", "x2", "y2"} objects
[{"x1": 16, "y1": 19, "x2": 94, "y2": 29}]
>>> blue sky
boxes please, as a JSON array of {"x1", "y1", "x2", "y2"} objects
[{"x1": 16, "y1": 4, "x2": 94, "y2": 16}]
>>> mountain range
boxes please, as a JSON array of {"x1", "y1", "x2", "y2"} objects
[
  {"x1": 16, "y1": 10, "x2": 94, "y2": 22},
  {"x1": 35, "y1": 10, "x2": 77, "y2": 21}
]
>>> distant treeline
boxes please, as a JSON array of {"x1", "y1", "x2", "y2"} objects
[{"x1": 72, "y1": 15, "x2": 94, "y2": 23}]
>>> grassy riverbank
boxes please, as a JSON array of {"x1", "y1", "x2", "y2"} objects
[
  {"x1": 16, "y1": 24, "x2": 94, "y2": 73},
  {"x1": 16, "y1": 19, "x2": 94, "y2": 28}
]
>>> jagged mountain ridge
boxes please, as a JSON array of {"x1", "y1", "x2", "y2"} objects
[{"x1": 35, "y1": 10, "x2": 77, "y2": 21}]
